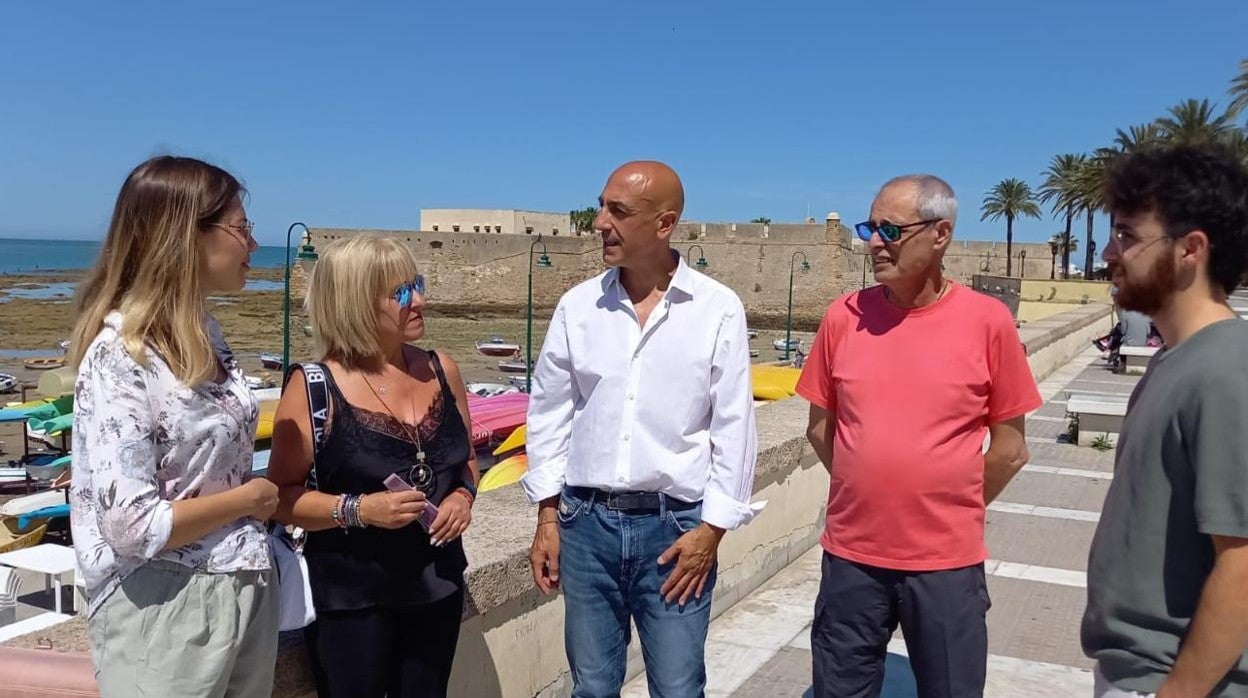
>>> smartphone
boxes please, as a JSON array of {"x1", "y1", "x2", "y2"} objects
[{"x1": 382, "y1": 474, "x2": 440, "y2": 532}]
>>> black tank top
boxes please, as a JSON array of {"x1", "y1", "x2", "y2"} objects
[{"x1": 304, "y1": 350, "x2": 469, "y2": 611}]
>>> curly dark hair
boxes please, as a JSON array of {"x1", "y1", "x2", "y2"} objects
[{"x1": 1105, "y1": 144, "x2": 1248, "y2": 295}]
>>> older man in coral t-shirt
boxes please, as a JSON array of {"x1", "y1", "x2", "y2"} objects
[{"x1": 796, "y1": 174, "x2": 1042, "y2": 698}]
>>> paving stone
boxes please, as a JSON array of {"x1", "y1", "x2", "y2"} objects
[
  {"x1": 986, "y1": 576, "x2": 1093, "y2": 670},
  {"x1": 996, "y1": 470, "x2": 1111, "y2": 513},
  {"x1": 985, "y1": 511, "x2": 1098, "y2": 572}
]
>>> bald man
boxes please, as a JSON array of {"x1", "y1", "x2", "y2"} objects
[{"x1": 521, "y1": 162, "x2": 760, "y2": 697}]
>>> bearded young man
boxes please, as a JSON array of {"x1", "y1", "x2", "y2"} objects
[{"x1": 1082, "y1": 145, "x2": 1248, "y2": 698}]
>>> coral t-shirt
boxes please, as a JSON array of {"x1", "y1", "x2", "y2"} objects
[{"x1": 795, "y1": 282, "x2": 1042, "y2": 571}]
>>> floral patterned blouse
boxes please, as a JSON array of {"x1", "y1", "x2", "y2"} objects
[{"x1": 70, "y1": 312, "x2": 270, "y2": 617}]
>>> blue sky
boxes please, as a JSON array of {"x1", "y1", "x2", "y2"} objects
[{"x1": 1, "y1": 1, "x2": 1245, "y2": 248}]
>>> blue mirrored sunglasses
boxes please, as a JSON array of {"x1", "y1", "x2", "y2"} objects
[
  {"x1": 393, "y1": 275, "x2": 426, "y2": 306},
  {"x1": 854, "y1": 219, "x2": 939, "y2": 242}
]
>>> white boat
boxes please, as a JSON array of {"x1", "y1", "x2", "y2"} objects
[
  {"x1": 746, "y1": 329, "x2": 758, "y2": 340},
  {"x1": 749, "y1": 349, "x2": 760, "y2": 358},
  {"x1": 772, "y1": 338, "x2": 801, "y2": 351},
  {"x1": 58, "y1": 340, "x2": 70, "y2": 353},
  {"x1": 466, "y1": 382, "x2": 520, "y2": 398},
  {"x1": 498, "y1": 359, "x2": 528, "y2": 374},
  {"x1": 476, "y1": 337, "x2": 522, "y2": 357},
  {"x1": 0, "y1": 374, "x2": 16, "y2": 394},
  {"x1": 507, "y1": 375, "x2": 531, "y2": 390},
  {"x1": 245, "y1": 375, "x2": 275, "y2": 391}
]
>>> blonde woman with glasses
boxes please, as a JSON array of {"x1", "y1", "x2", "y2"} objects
[
  {"x1": 269, "y1": 235, "x2": 478, "y2": 698},
  {"x1": 68, "y1": 156, "x2": 279, "y2": 697}
]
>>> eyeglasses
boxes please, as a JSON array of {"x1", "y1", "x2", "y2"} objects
[
  {"x1": 393, "y1": 275, "x2": 427, "y2": 306},
  {"x1": 854, "y1": 219, "x2": 939, "y2": 242},
  {"x1": 211, "y1": 220, "x2": 255, "y2": 242}
]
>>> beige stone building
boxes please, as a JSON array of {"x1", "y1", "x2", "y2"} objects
[{"x1": 419, "y1": 209, "x2": 573, "y2": 236}]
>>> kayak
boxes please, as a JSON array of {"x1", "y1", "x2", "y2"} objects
[
  {"x1": 479, "y1": 453, "x2": 528, "y2": 493},
  {"x1": 751, "y1": 365, "x2": 802, "y2": 401},
  {"x1": 492, "y1": 424, "x2": 526, "y2": 456}
]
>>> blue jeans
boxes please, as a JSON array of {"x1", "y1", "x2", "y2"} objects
[{"x1": 558, "y1": 486, "x2": 716, "y2": 698}]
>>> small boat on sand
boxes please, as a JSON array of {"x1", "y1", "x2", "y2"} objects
[
  {"x1": 0, "y1": 374, "x2": 16, "y2": 394},
  {"x1": 260, "y1": 353, "x2": 284, "y2": 370},
  {"x1": 498, "y1": 359, "x2": 528, "y2": 374},
  {"x1": 746, "y1": 329, "x2": 758, "y2": 340},
  {"x1": 772, "y1": 338, "x2": 801, "y2": 351},
  {"x1": 476, "y1": 337, "x2": 521, "y2": 357},
  {"x1": 23, "y1": 357, "x2": 64, "y2": 371},
  {"x1": 466, "y1": 382, "x2": 519, "y2": 398}
]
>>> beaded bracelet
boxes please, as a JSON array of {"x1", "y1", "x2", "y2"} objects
[
  {"x1": 347, "y1": 494, "x2": 365, "y2": 528},
  {"x1": 331, "y1": 494, "x2": 344, "y2": 528}
]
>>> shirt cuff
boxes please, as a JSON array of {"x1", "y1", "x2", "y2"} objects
[
  {"x1": 519, "y1": 464, "x2": 567, "y2": 504},
  {"x1": 700, "y1": 489, "x2": 766, "y2": 530},
  {"x1": 140, "y1": 500, "x2": 175, "y2": 559}
]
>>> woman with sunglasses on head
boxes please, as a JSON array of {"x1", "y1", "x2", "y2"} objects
[
  {"x1": 268, "y1": 235, "x2": 477, "y2": 698},
  {"x1": 68, "y1": 156, "x2": 279, "y2": 697}
]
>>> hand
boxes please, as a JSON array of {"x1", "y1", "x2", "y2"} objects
[
  {"x1": 359, "y1": 490, "x2": 426, "y2": 529},
  {"x1": 429, "y1": 490, "x2": 473, "y2": 546},
  {"x1": 237, "y1": 478, "x2": 279, "y2": 521},
  {"x1": 658, "y1": 523, "x2": 724, "y2": 606},
  {"x1": 529, "y1": 500, "x2": 561, "y2": 594}
]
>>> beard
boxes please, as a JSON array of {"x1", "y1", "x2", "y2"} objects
[{"x1": 1114, "y1": 249, "x2": 1178, "y2": 315}]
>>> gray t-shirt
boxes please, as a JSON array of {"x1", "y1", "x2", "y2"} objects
[
  {"x1": 1119, "y1": 309, "x2": 1152, "y2": 347},
  {"x1": 1083, "y1": 319, "x2": 1248, "y2": 696}
]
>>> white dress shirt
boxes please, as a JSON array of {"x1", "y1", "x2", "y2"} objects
[{"x1": 520, "y1": 254, "x2": 761, "y2": 530}]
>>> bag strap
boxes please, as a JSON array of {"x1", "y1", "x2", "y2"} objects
[{"x1": 284, "y1": 363, "x2": 331, "y2": 491}]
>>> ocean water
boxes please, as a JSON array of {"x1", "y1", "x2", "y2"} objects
[{"x1": 0, "y1": 237, "x2": 290, "y2": 274}]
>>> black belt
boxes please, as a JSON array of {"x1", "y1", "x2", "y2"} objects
[{"x1": 566, "y1": 486, "x2": 700, "y2": 513}]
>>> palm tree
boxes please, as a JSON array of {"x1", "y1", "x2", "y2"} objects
[
  {"x1": 1113, "y1": 123, "x2": 1164, "y2": 153},
  {"x1": 1037, "y1": 154, "x2": 1086, "y2": 279},
  {"x1": 1229, "y1": 58, "x2": 1248, "y2": 120},
  {"x1": 569, "y1": 206, "x2": 599, "y2": 235},
  {"x1": 1072, "y1": 150, "x2": 1117, "y2": 277},
  {"x1": 750, "y1": 217, "x2": 772, "y2": 225},
  {"x1": 1220, "y1": 128, "x2": 1248, "y2": 167},
  {"x1": 980, "y1": 179, "x2": 1042, "y2": 277},
  {"x1": 1155, "y1": 98, "x2": 1234, "y2": 146},
  {"x1": 1048, "y1": 232, "x2": 1079, "y2": 279}
]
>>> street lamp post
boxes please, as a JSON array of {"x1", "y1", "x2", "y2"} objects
[
  {"x1": 282, "y1": 222, "x2": 310, "y2": 373},
  {"x1": 785, "y1": 250, "x2": 811, "y2": 362},
  {"x1": 1018, "y1": 250, "x2": 1027, "y2": 278},
  {"x1": 526, "y1": 234, "x2": 553, "y2": 393},
  {"x1": 1049, "y1": 237, "x2": 1060, "y2": 280},
  {"x1": 686, "y1": 244, "x2": 709, "y2": 269}
]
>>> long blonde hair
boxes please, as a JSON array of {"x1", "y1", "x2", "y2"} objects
[
  {"x1": 306, "y1": 236, "x2": 420, "y2": 370},
  {"x1": 69, "y1": 156, "x2": 245, "y2": 385}
]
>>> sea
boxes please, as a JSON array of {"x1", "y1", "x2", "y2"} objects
[{"x1": 0, "y1": 237, "x2": 290, "y2": 275}]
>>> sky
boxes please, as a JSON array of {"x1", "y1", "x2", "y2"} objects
[{"x1": 1, "y1": 1, "x2": 1245, "y2": 249}]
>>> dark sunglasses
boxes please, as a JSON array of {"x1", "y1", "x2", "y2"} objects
[
  {"x1": 854, "y1": 219, "x2": 939, "y2": 242},
  {"x1": 393, "y1": 275, "x2": 427, "y2": 306}
]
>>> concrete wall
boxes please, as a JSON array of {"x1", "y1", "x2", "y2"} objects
[
  {"x1": 421, "y1": 209, "x2": 573, "y2": 237},
  {"x1": 1019, "y1": 278, "x2": 1113, "y2": 305},
  {"x1": 306, "y1": 228, "x2": 1070, "y2": 330}
]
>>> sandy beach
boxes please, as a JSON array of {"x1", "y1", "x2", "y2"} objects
[{"x1": 0, "y1": 267, "x2": 813, "y2": 398}]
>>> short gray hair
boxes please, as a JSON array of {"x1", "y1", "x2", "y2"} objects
[{"x1": 878, "y1": 174, "x2": 958, "y2": 227}]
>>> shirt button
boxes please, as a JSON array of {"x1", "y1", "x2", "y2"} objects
[
  {"x1": 627, "y1": 392, "x2": 635, "y2": 400},
  {"x1": 622, "y1": 434, "x2": 630, "y2": 441}
]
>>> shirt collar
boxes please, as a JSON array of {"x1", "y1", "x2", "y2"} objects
[{"x1": 606, "y1": 250, "x2": 697, "y2": 300}]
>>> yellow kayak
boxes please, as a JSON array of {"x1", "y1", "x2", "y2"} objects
[
  {"x1": 492, "y1": 425, "x2": 527, "y2": 456},
  {"x1": 480, "y1": 454, "x2": 528, "y2": 493},
  {"x1": 751, "y1": 365, "x2": 801, "y2": 401},
  {"x1": 255, "y1": 400, "x2": 278, "y2": 442}
]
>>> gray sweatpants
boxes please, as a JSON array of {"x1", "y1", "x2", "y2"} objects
[{"x1": 88, "y1": 560, "x2": 278, "y2": 698}]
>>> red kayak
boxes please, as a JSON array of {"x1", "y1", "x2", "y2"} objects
[{"x1": 465, "y1": 393, "x2": 528, "y2": 446}]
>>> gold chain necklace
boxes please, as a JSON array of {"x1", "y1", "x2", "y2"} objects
[{"x1": 360, "y1": 352, "x2": 426, "y2": 465}]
